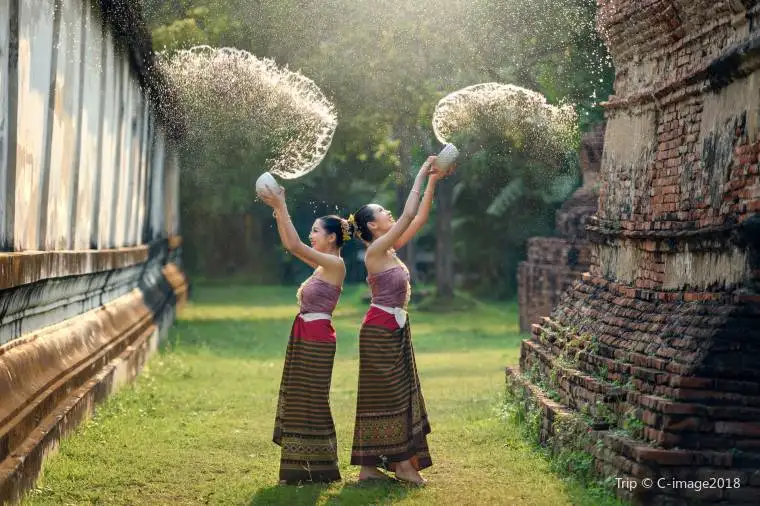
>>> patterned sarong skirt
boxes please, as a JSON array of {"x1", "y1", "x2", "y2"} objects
[
  {"x1": 350, "y1": 308, "x2": 432, "y2": 470},
  {"x1": 273, "y1": 316, "x2": 341, "y2": 484}
]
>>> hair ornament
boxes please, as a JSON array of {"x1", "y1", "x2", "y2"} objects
[{"x1": 341, "y1": 217, "x2": 352, "y2": 243}]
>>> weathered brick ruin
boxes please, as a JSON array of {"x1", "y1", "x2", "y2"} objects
[
  {"x1": 507, "y1": 1, "x2": 760, "y2": 504},
  {"x1": 518, "y1": 124, "x2": 604, "y2": 332}
]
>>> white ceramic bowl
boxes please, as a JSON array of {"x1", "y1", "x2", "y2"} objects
[
  {"x1": 255, "y1": 171, "x2": 279, "y2": 194},
  {"x1": 435, "y1": 143, "x2": 459, "y2": 171}
]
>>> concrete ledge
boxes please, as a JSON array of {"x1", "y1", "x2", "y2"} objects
[
  {"x1": 0, "y1": 314, "x2": 158, "y2": 504},
  {"x1": 167, "y1": 236, "x2": 183, "y2": 251},
  {"x1": 0, "y1": 247, "x2": 148, "y2": 290},
  {"x1": 0, "y1": 263, "x2": 188, "y2": 504},
  {"x1": 0, "y1": 290, "x2": 152, "y2": 460},
  {"x1": 0, "y1": 265, "x2": 144, "y2": 347},
  {"x1": 162, "y1": 263, "x2": 188, "y2": 311}
]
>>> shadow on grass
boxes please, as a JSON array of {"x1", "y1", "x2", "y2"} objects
[
  {"x1": 248, "y1": 483, "x2": 325, "y2": 506},
  {"x1": 326, "y1": 480, "x2": 416, "y2": 504},
  {"x1": 248, "y1": 479, "x2": 415, "y2": 506}
]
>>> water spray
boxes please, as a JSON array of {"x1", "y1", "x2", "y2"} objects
[
  {"x1": 158, "y1": 46, "x2": 338, "y2": 190},
  {"x1": 431, "y1": 82, "x2": 577, "y2": 167}
]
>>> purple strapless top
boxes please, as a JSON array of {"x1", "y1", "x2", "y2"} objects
[
  {"x1": 367, "y1": 263, "x2": 411, "y2": 308},
  {"x1": 297, "y1": 276, "x2": 341, "y2": 314}
]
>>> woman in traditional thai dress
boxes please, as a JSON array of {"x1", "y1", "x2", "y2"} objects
[
  {"x1": 349, "y1": 156, "x2": 451, "y2": 485},
  {"x1": 257, "y1": 185, "x2": 353, "y2": 485}
]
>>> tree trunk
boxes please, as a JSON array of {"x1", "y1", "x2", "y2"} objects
[
  {"x1": 435, "y1": 174, "x2": 456, "y2": 300},
  {"x1": 419, "y1": 126, "x2": 457, "y2": 300},
  {"x1": 394, "y1": 123, "x2": 418, "y2": 284}
]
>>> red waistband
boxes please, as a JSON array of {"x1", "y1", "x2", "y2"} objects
[
  {"x1": 362, "y1": 305, "x2": 400, "y2": 331},
  {"x1": 292, "y1": 316, "x2": 336, "y2": 342}
]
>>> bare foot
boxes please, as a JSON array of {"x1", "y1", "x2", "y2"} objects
[
  {"x1": 394, "y1": 460, "x2": 426, "y2": 486},
  {"x1": 358, "y1": 466, "x2": 389, "y2": 481}
]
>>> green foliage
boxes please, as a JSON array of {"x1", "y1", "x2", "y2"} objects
[
  {"x1": 621, "y1": 407, "x2": 646, "y2": 440},
  {"x1": 444, "y1": 125, "x2": 581, "y2": 297},
  {"x1": 487, "y1": 178, "x2": 525, "y2": 216},
  {"x1": 141, "y1": 0, "x2": 612, "y2": 292},
  {"x1": 478, "y1": 0, "x2": 614, "y2": 130},
  {"x1": 501, "y1": 383, "x2": 628, "y2": 506},
  {"x1": 143, "y1": 1, "x2": 248, "y2": 51}
]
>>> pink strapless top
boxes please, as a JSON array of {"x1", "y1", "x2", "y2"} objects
[
  {"x1": 297, "y1": 276, "x2": 341, "y2": 314},
  {"x1": 367, "y1": 263, "x2": 410, "y2": 309}
]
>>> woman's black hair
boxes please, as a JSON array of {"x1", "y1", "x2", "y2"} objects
[
  {"x1": 352, "y1": 205, "x2": 376, "y2": 242},
  {"x1": 319, "y1": 215, "x2": 355, "y2": 248}
]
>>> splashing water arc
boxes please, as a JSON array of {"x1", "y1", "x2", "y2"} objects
[
  {"x1": 159, "y1": 46, "x2": 338, "y2": 179},
  {"x1": 432, "y1": 82, "x2": 578, "y2": 163}
]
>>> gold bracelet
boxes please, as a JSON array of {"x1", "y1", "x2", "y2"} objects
[{"x1": 273, "y1": 210, "x2": 291, "y2": 220}]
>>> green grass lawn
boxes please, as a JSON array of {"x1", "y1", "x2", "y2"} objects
[{"x1": 23, "y1": 284, "x2": 625, "y2": 506}]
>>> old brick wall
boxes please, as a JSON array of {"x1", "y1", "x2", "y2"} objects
[
  {"x1": 518, "y1": 124, "x2": 604, "y2": 332},
  {"x1": 508, "y1": 1, "x2": 760, "y2": 504}
]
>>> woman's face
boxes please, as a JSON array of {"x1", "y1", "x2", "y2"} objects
[
  {"x1": 309, "y1": 219, "x2": 335, "y2": 252},
  {"x1": 367, "y1": 203, "x2": 394, "y2": 237}
]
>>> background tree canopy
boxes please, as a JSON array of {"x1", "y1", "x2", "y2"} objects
[{"x1": 141, "y1": 0, "x2": 613, "y2": 297}]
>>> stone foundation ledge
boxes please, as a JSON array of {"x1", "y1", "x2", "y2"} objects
[
  {"x1": 505, "y1": 367, "x2": 760, "y2": 505},
  {"x1": 0, "y1": 263, "x2": 188, "y2": 505},
  {"x1": 0, "y1": 247, "x2": 149, "y2": 291}
]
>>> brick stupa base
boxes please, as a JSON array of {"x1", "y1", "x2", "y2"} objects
[
  {"x1": 507, "y1": 1, "x2": 760, "y2": 503},
  {"x1": 508, "y1": 267, "x2": 760, "y2": 504}
]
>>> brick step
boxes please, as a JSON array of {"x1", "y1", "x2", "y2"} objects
[
  {"x1": 509, "y1": 365, "x2": 760, "y2": 466},
  {"x1": 520, "y1": 339, "x2": 628, "y2": 428},
  {"x1": 577, "y1": 354, "x2": 760, "y2": 427},
  {"x1": 533, "y1": 336, "x2": 639, "y2": 393},
  {"x1": 576, "y1": 273, "x2": 751, "y2": 305},
  {"x1": 556, "y1": 298, "x2": 759, "y2": 349},
  {"x1": 531, "y1": 320, "x2": 675, "y2": 389},
  {"x1": 626, "y1": 391, "x2": 760, "y2": 450},
  {"x1": 535, "y1": 318, "x2": 760, "y2": 400},
  {"x1": 575, "y1": 317, "x2": 760, "y2": 348},
  {"x1": 603, "y1": 333, "x2": 760, "y2": 375},
  {"x1": 525, "y1": 339, "x2": 627, "y2": 400},
  {"x1": 565, "y1": 278, "x2": 760, "y2": 323},
  {"x1": 576, "y1": 348, "x2": 760, "y2": 400},
  {"x1": 523, "y1": 329, "x2": 760, "y2": 448},
  {"x1": 506, "y1": 367, "x2": 760, "y2": 504}
]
